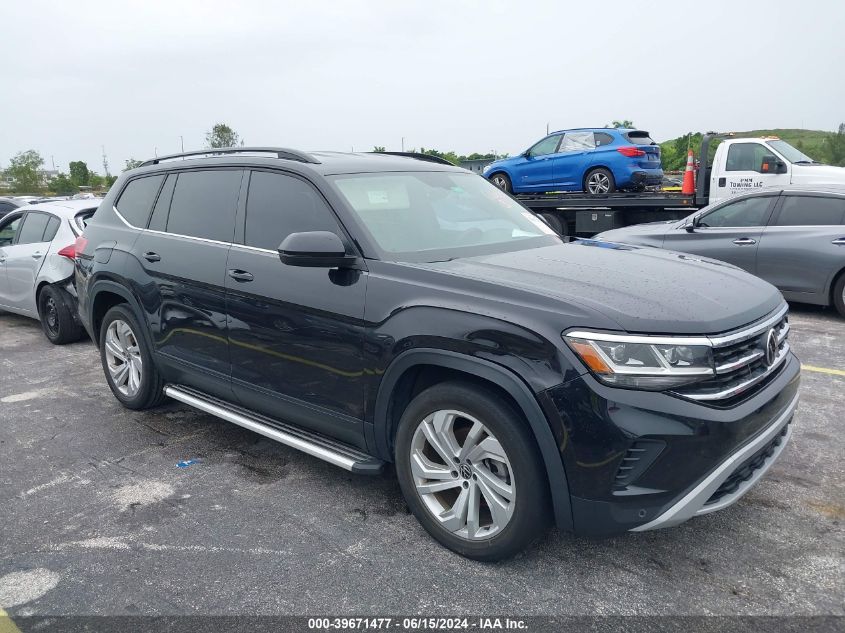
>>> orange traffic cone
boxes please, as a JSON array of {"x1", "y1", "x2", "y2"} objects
[{"x1": 681, "y1": 149, "x2": 695, "y2": 195}]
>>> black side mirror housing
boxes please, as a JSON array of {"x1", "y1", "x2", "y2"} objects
[
  {"x1": 278, "y1": 231, "x2": 358, "y2": 268},
  {"x1": 760, "y1": 156, "x2": 788, "y2": 174}
]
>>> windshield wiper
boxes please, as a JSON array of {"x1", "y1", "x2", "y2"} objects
[{"x1": 793, "y1": 160, "x2": 820, "y2": 165}]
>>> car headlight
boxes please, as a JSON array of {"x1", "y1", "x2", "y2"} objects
[{"x1": 563, "y1": 331, "x2": 714, "y2": 390}]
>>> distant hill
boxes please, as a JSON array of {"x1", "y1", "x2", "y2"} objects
[{"x1": 659, "y1": 128, "x2": 840, "y2": 171}]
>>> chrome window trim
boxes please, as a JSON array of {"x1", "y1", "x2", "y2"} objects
[{"x1": 115, "y1": 206, "x2": 232, "y2": 247}]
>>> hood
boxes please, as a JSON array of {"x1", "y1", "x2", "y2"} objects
[
  {"x1": 423, "y1": 241, "x2": 782, "y2": 335},
  {"x1": 594, "y1": 221, "x2": 676, "y2": 247},
  {"x1": 791, "y1": 163, "x2": 845, "y2": 184}
]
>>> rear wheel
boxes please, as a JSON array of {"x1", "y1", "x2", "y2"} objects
[
  {"x1": 490, "y1": 173, "x2": 512, "y2": 194},
  {"x1": 584, "y1": 168, "x2": 616, "y2": 194},
  {"x1": 539, "y1": 212, "x2": 566, "y2": 237},
  {"x1": 100, "y1": 305, "x2": 166, "y2": 410},
  {"x1": 833, "y1": 273, "x2": 845, "y2": 318},
  {"x1": 38, "y1": 284, "x2": 82, "y2": 345},
  {"x1": 394, "y1": 382, "x2": 550, "y2": 560}
]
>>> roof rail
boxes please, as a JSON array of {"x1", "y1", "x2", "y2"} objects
[
  {"x1": 139, "y1": 147, "x2": 320, "y2": 167},
  {"x1": 370, "y1": 151, "x2": 455, "y2": 166}
]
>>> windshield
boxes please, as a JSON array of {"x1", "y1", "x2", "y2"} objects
[
  {"x1": 330, "y1": 172, "x2": 559, "y2": 263},
  {"x1": 767, "y1": 140, "x2": 818, "y2": 164}
]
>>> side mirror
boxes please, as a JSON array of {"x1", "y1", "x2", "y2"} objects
[
  {"x1": 760, "y1": 156, "x2": 787, "y2": 174},
  {"x1": 278, "y1": 231, "x2": 358, "y2": 268},
  {"x1": 685, "y1": 216, "x2": 699, "y2": 232}
]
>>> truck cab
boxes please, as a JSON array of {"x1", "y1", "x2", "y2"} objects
[{"x1": 709, "y1": 137, "x2": 845, "y2": 204}]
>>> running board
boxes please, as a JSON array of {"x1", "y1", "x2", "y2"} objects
[{"x1": 163, "y1": 385, "x2": 385, "y2": 474}]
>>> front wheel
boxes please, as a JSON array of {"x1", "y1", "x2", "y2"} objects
[
  {"x1": 490, "y1": 172, "x2": 512, "y2": 194},
  {"x1": 394, "y1": 382, "x2": 550, "y2": 560},
  {"x1": 833, "y1": 273, "x2": 845, "y2": 318},
  {"x1": 584, "y1": 168, "x2": 616, "y2": 194}
]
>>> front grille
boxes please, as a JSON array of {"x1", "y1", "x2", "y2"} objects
[
  {"x1": 674, "y1": 308, "x2": 790, "y2": 406},
  {"x1": 705, "y1": 422, "x2": 790, "y2": 505}
]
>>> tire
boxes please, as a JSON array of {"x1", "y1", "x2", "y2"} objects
[
  {"x1": 99, "y1": 304, "x2": 166, "y2": 410},
  {"x1": 394, "y1": 381, "x2": 550, "y2": 561},
  {"x1": 833, "y1": 273, "x2": 845, "y2": 318},
  {"x1": 584, "y1": 168, "x2": 616, "y2": 194},
  {"x1": 38, "y1": 284, "x2": 82, "y2": 345},
  {"x1": 539, "y1": 212, "x2": 565, "y2": 237},
  {"x1": 490, "y1": 172, "x2": 512, "y2": 194}
]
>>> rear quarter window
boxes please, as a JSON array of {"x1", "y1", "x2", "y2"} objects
[{"x1": 115, "y1": 175, "x2": 165, "y2": 227}]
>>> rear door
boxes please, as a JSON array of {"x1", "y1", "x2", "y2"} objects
[
  {"x1": 756, "y1": 193, "x2": 845, "y2": 301},
  {"x1": 225, "y1": 169, "x2": 367, "y2": 445},
  {"x1": 0, "y1": 212, "x2": 24, "y2": 308},
  {"x1": 518, "y1": 134, "x2": 563, "y2": 190},
  {"x1": 1, "y1": 211, "x2": 59, "y2": 314},
  {"x1": 130, "y1": 169, "x2": 243, "y2": 397},
  {"x1": 662, "y1": 194, "x2": 777, "y2": 273},
  {"x1": 552, "y1": 131, "x2": 595, "y2": 189}
]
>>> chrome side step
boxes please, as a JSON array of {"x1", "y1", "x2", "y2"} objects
[{"x1": 164, "y1": 385, "x2": 384, "y2": 474}]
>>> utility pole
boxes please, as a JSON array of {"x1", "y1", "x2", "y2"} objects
[
  {"x1": 180, "y1": 135, "x2": 185, "y2": 159},
  {"x1": 102, "y1": 145, "x2": 110, "y2": 179},
  {"x1": 401, "y1": 137, "x2": 405, "y2": 152},
  {"x1": 51, "y1": 155, "x2": 56, "y2": 171},
  {"x1": 546, "y1": 122, "x2": 549, "y2": 135}
]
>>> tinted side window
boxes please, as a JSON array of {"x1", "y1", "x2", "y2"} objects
[
  {"x1": 245, "y1": 171, "x2": 340, "y2": 250},
  {"x1": 0, "y1": 215, "x2": 22, "y2": 247},
  {"x1": 116, "y1": 175, "x2": 165, "y2": 227},
  {"x1": 148, "y1": 173, "x2": 177, "y2": 231},
  {"x1": 0, "y1": 202, "x2": 15, "y2": 214},
  {"x1": 594, "y1": 132, "x2": 614, "y2": 147},
  {"x1": 700, "y1": 197, "x2": 772, "y2": 228},
  {"x1": 774, "y1": 196, "x2": 845, "y2": 226},
  {"x1": 529, "y1": 135, "x2": 562, "y2": 157},
  {"x1": 43, "y1": 215, "x2": 61, "y2": 241},
  {"x1": 166, "y1": 170, "x2": 242, "y2": 242},
  {"x1": 17, "y1": 212, "x2": 51, "y2": 245}
]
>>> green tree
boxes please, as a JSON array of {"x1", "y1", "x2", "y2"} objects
[
  {"x1": 824, "y1": 123, "x2": 845, "y2": 166},
  {"x1": 89, "y1": 173, "x2": 105, "y2": 189},
  {"x1": 69, "y1": 161, "x2": 91, "y2": 187},
  {"x1": 608, "y1": 119, "x2": 634, "y2": 129},
  {"x1": 48, "y1": 173, "x2": 78, "y2": 195},
  {"x1": 105, "y1": 175, "x2": 118, "y2": 187},
  {"x1": 205, "y1": 123, "x2": 241, "y2": 148},
  {"x1": 124, "y1": 158, "x2": 143, "y2": 171},
  {"x1": 372, "y1": 146, "x2": 386, "y2": 153},
  {"x1": 6, "y1": 150, "x2": 44, "y2": 193}
]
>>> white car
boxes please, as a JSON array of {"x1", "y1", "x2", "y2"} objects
[{"x1": 0, "y1": 199, "x2": 98, "y2": 343}]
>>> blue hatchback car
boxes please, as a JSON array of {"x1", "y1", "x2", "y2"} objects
[{"x1": 483, "y1": 128, "x2": 663, "y2": 194}]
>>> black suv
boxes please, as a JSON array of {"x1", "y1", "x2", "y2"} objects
[{"x1": 76, "y1": 147, "x2": 800, "y2": 560}]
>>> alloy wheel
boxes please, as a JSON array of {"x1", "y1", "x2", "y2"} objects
[
  {"x1": 104, "y1": 319, "x2": 143, "y2": 397},
  {"x1": 587, "y1": 172, "x2": 611, "y2": 194},
  {"x1": 409, "y1": 409, "x2": 515, "y2": 540},
  {"x1": 492, "y1": 175, "x2": 509, "y2": 191}
]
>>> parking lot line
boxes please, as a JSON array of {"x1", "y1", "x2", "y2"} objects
[
  {"x1": 0, "y1": 610, "x2": 22, "y2": 633},
  {"x1": 801, "y1": 364, "x2": 845, "y2": 377}
]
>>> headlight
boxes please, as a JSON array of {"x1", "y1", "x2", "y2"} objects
[{"x1": 563, "y1": 331, "x2": 714, "y2": 390}]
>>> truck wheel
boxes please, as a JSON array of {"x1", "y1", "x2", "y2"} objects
[
  {"x1": 585, "y1": 168, "x2": 616, "y2": 194},
  {"x1": 490, "y1": 173, "x2": 512, "y2": 193},
  {"x1": 539, "y1": 213, "x2": 565, "y2": 236},
  {"x1": 100, "y1": 305, "x2": 166, "y2": 410},
  {"x1": 394, "y1": 381, "x2": 550, "y2": 561},
  {"x1": 38, "y1": 284, "x2": 82, "y2": 345},
  {"x1": 833, "y1": 273, "x2": 845, "y2": 318}
]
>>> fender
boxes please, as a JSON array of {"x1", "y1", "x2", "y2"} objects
[
  {"x1": 87, "y1": 278, "x2": 150, "y2": 350},
  {"x1": 371, "y1": 348, "x2": 573, "y2": 532}
]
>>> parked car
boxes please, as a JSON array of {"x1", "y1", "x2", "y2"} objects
[
  {"x1": 0, "y1": 199, "x2": 98, "y2": 343},
  {"x1": 0, "y1": 196, "x2": 26, "y2": 219},
  {"x1": 77, "y1": 147, "x2": 798, "y2": 560},
  {"x1": 595, "y1": 186, "x2": 845, "y2": 317},
  {"x1": 483, "y1": 128, "x2": 663, "y2": 194}
]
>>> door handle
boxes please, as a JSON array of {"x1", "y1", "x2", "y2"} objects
[
  {"x1": 31, "y1": 252, "x2": 43, "y2": 259},
  {"x1": 832, "y1": 238, "x2": 845, "y2": 246},
  {"x1": 227, "y1": 269, "x2": 254, "y2": 282},
  {"x1": 0, "y1": 256, "x2": 5, "y2": 263},
  {"x1": 732, "y1": 238, "x2": 757, "y2": 245},
  {"x1": 143, "y1": 252, "x2": 161, "y2": 262}
]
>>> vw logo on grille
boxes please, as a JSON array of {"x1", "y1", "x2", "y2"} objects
[
  {"x1": 459, "y1": 463, "x2": 472, "y2": 479},
  {"x1": 764, "y1": 329, "x2": 778, "y2": 367}
]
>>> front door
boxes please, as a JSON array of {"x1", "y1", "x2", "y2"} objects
[
  {"x1": 129, "y1": 169, "x2": 243, "y2": 396},
  {"x1": 0, "y1": 212, "x2": 24, "y2": 308},
  {"x1": 225, "y1": 169, "x2": 367, "y2": 446},
  {"x1": 1, "y1": 211, "x2": 58, "y2": 315},
  {"x1": 717, "y1": 142, "x2": 790, "y2": 202},
  {"x1": 518, "y1": 134, "x2": 563, "y2": 191},
  {"x1": 662, "y1": 195, "x2": 777, "y2": 274}
]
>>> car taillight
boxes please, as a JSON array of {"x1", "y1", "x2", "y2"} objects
[
  {"x1": 59, "y1": 236, "x2": 88, "y2": 260},
  {"x1": 617, "y1": 146, "x2": 646, "y2": 157}
]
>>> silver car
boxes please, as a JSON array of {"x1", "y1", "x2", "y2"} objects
[
  {"x1": 595, "y1": 186, "x2": 845, "y2": 318},
  {"x1": 0, "y1": 199, "x2": 98, "y2": 343}
]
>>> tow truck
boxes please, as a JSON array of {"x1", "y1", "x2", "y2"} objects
[{"x1": 502, "y1": 133, "x2": 845, "y2": 236}]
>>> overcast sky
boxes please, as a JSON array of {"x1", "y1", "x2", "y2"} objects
[{"x1": 2, "y1": 0, "x2": 844, "y2": 174}]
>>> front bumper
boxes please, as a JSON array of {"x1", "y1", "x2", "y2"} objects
[{"x1": 540, "y1": 351, "x2": 801, "y2": 535}]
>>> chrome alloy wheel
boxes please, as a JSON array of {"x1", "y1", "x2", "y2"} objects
[
  {"x1": 586, "y1": 171, "x2": 611, "y2": 194},
  {"x1": 104, "y1": 319, "x2": 143, "y2": 397},
  {"x1": 410, "y1": 409, "x2": 515, "y2": 540},
  {"x1": 491, "y1": 174, "x2": 509, "y2": 191}
]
